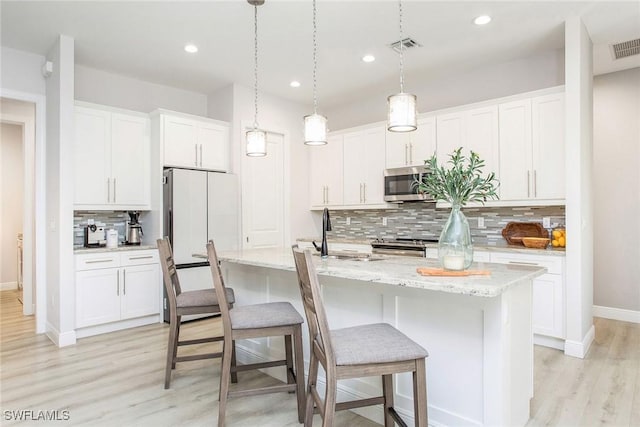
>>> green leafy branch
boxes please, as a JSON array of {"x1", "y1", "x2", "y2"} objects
[{"x1": 414, "y1": 147, "x2": 499, "y2": 206}]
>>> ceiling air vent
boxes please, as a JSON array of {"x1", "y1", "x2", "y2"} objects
[
  {"x1": 611, "y1": 38, "x2": 640, "y2": 59},
  {"x1": 390, "y1": 38, "x2": 422, "y2": 53}
]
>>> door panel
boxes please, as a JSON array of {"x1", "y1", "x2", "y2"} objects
[
  {"x1": 499, "y1": 100, "x2": 532, "y2": 200},
  {"x1": 74, "y1": 107, "x2": 110, "y2": 205},
  {"x1": 171, "y1": 169, "x2": 208, "y2": 264},
  {"x1": 208, "y1": 172, "x2": 239, "y2": 251},
  {"x1": 120, "y1": 264, "x2": 160, "y2": 320},
  {"x1": 110, "y1": 113, "x2": 149, "y2": 206},
  {"x1": 198, "y1": 123, "x2": 228, "y2": 171},
  {"x1": 76, "y1": 268, "x2": 120, "y2": 328},
  {"x1": 532, "y1": 94, "x2": 564, "y2": 200},
  {"x1": 163, "y1": 116, "x2": 196, "y2": 168}
]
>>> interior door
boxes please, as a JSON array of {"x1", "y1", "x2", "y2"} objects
[
  {"x1": 242, "y1": 132, "x2": 285, "y2": 249},
  {"x1": 170, "y1": 168, "x2": 208, "y2": 264}
]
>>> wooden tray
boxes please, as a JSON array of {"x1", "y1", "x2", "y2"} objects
[{"x1": 501, "y1": 222, "x2": 549, "y2": 245}]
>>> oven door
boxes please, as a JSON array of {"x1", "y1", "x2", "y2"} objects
[{"x1": 383, "y1": 166, "x2": 431, "y2": 202}]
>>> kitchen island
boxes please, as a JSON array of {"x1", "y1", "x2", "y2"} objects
[{"x1": 214, "y1": 248, "x2": 545, "y2": 427}]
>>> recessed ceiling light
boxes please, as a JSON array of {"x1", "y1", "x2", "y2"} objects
[
  {"x1": 474, "y1": 15, "x2": 492, "y2": 25},
  {"x1": 290, "y1": 81, "x2": 301, "y2": 88},
  {"x1": 184, "y1": 44, "x2": 198, "y2": 53},
  {"x1": 362, "y1": 54, "x2": 376, "y2": 63}
]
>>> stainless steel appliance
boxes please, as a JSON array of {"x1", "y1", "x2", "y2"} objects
[
  {"x1": 84, "y1": 225, "x2": 106, "y2": 247},
  {"x1": 383, "y1": 166, "x2": 434, "y2": 203},
  {"x1": 126, "y1": 211, "x2": 143, "y2": 245},
  {"x1": 371, "y1": 237, "x2": 438, "y2": 257},
  {"x1": 163, "y1": 168, "x2": 240, "y2": 321}
]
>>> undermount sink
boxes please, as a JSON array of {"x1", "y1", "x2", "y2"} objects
[{"x1": 312, "y1": 253, "x2": 384, "y2": 262}]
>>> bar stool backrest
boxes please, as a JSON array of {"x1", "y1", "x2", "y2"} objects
[{"x1": 157, "y1": 237, "x2": 182, "y2": 318}]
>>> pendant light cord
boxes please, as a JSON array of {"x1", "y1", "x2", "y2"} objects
[
  {"x1": 398, "y1": 0, "x2": 404, "y2": 94},
  {"x1": 253, "y1": 4, "x2": 259, "y2": 130},
  {"x1": 312, "y1": 0, "x2": 318, "y2": 114}
]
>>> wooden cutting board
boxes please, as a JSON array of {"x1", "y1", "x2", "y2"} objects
[{"x1": 416, "y1": 267, "x2": 491, "y2": 277}]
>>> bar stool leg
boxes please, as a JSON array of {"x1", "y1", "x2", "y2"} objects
[
  {"x1": 164, "y1": 317, "x2": 179, "y2": 389},
  {"x1": 305, "y1": 352, "x2": 319, "y2": 427},
  {"x1": 322, "y1": 371, "x2": 337, "y2": 427},
  {"x1": 218, "y1": 338, "x2": 233, "y2": 427},
  {"x1": 413, "y1": 358, "x2": 428, "y2": 427},
  {"x1": 285, "y1": 334, "x2": 295, "y2": 388},
  {"x1": 171, "y1": 316, "x2": 181, "y2": 369},
  {"x1": 293, "y1": 326, "x2": 306, "y2": 423},
  {"x1": 382, "y1": 374, "x2": 394, "y2": 427}
]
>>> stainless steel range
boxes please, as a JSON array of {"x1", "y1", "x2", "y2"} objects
[{"x1": 371, "y1": 238, "x2": 438, "y2": 257}]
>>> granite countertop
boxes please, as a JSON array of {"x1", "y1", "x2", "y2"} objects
[
  {"x1": 296, "y1": 237, "x2": 566, "y2": 257},
  {"x1": 74, "y1": 244, "x2": 157, "y2": 254},
  {"x1": 215, "y1": 248, "x2": 545, "y2": 298}
]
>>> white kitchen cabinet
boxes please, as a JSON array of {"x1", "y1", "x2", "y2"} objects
[
  {"x1": 161, "y1": 112, "x2": 229, "y2": 171},
  {"x1": 498, "y1": 93, "x2": 565, "y2": 202},
  {"x1": 73, "y1": 104, "x2": 150, "y2": 210},
  {"x1": 436, "y1": 106, "x2": 499, "y2": 178},
  {"x1": 385, "y1": 116, "x2": 437, "y2": 168},
  {"x1": 489, "y1": 251, "x2": 565, "y2": 341},
  {"x1": 309, "y1": 135, "x2": 344, "y2": 208},
  {"x1": 75, "y1": 250, "x2": 161, "y2": 334},
  {"x1": 343, "y1": 125, "x2": 386, "y2": 206}
]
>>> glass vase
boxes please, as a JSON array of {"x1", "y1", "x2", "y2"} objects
[{"x1": 438, "y1": 204, "x2": 473, "y2": 271}]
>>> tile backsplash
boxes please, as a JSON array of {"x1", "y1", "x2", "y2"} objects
[
  {"x1": 73, "y1": 211, "x2": 149, "y2": 247},
  {"x1": 327, "y1": 204, "x2": 565, "y2": 245}
]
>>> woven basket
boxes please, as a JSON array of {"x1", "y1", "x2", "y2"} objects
[
  {"x1": 502, "y1": 222, "x2": 549, "y2": 245},
  {"x1": 522, "y1": 237, "x2": 550, "y2": 249}
]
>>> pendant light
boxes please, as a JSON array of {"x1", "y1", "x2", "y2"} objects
[
  {"x1": 387, "y1": 0, "x2": 417, "y2": 132},
  {"x1": 246, "y1": 0, "x2": 267, "y2": 157},
  {"x1": 304, "y1": 0, "x2": 327, "y2": 145}
]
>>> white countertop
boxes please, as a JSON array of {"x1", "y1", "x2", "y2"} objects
[
  {"x1": 74, "y1": 244, "x2": 157, "y2": 254},
  {"x1": 214, "y1": 247, "x2": 546, "y2": 298}
]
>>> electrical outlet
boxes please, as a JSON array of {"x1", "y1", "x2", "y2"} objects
[
  {"x1": 346, "y1": 217, "x2": 351, "y2": 225},
  {"x1": 87, "y1": 219, "x2": 95, "y2": 225},
  {"x1": 543, "y1": 217, "x2": 551, "y2": 228},
  {"x1": 382, "y1": 217, "x2": 388, "y2": 226},
  {"x1": 477, "y1": 217, "x2": 485, "y2": 229}
]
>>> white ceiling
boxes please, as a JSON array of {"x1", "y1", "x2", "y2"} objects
[{"x1": 1, "y1": 1, "x2": 639, "y2": 108}]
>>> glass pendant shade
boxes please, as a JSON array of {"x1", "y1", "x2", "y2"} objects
[
  {"x1": 387, "y1": 92, "x2": 417, "y2": 132},
  {"x1": 246, "y1": 129, "x2": 266, "y2": 157},
  {"x1": 304, "y1": 113, "x2": 328, "y2": 145}
]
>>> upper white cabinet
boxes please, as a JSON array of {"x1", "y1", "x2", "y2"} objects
[
  {"x1": 343, "y1": 125, "x2": 386, "y2": 206},
  {"x1": 499, "y1": 93, "x2": 565, "y2": 202},
  {"x1": 385, "y1": 116, "x2": 437, "y2": 168},
  {"x1": 74, "y1": 104, "x2": 150, "y2": 210},
  {"x1": 160, "y1": 112, "x2": 229, "y2": 171},
  {"x1": 309, "y1": 135, "x2": 344, "y2": 208},
  {"x1": 436, "y1": 105, "x2": 500, "y2": 178}
]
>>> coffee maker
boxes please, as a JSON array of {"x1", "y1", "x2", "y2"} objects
[{"x1": 126, "y1": 211, "x2": 143, "y2": 245}]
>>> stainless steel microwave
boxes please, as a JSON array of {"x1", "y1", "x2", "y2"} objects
[{"x1": 383, "y1": 166, "x2": 434, "y2": 203}]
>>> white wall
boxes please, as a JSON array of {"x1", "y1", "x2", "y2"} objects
[
  {"x1": 0, "y1": 47, "x2": 46, "y2": 95},
  {"x1": 593, "y1": 68, "x2": 640, "y2": 312},
  {"x1": 45, "y1": 35, "x2": 76, "y2": 347},
  {"x1": 229, "y1": 84, "x2": 317, "y2": 242},
  {"x1": 207, "y1": 85, "x2": 234, "y2": 122},
  {"x1": 326, "y1": 49, "x2": 565, "y2": 130},
  {"x1": 0, "y1": 123, "x2": 23, "y2": 286},
  {"x1": 75, "y1": 64, "x2": 208, "y2": 115}
]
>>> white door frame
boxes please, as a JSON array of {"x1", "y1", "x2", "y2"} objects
[
  {"x1": 0, "y1": 89, "x2": 47, "y2": 334},
  {"x1": 239, "y1": 120, "x2": 291, "y2": 248}
]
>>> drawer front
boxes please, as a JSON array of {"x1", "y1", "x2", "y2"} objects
[
  {"x1": 489, "y1": 252, "x2": 563, "y2": 275},
  {"x1": 76, "y1": 253, "x2": 120, "y2": 271},
  {"x1": 120, "y1": 249, "x2": 159, "y2": 267},
  {"x1": 473, "y1": 251, "x2": 491, "y2": 263}
]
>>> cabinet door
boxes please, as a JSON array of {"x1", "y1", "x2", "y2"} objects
[
  {"x1": 532, "y1": 273, "x2": 564, "y2": 338},
  {"x1": 499, "y1": 99, "x2": 532, "y2": 200},
  {"x1": 343, "y1": 131, "x2": 366, "y2": 205},
  {"x1": 409, "y1": 116, "x2": 437, "y2": 166},
  {"x1": 309, "y1": 135, "x2": 344, "y2": 207},
  {"x1": 74, "y1": 107, "x2": 110, "y2": 205},
  {"x1": 110, "y1": 113, "x2": 150, "y2": 207},
  {"x1": 163, "y1": 116, "x2": 197, "y2": 168},
  {"x1": 361, "y1": 126, "x2": 386, "y2": 204},
  {"x1": 385, "y1": 129, "x2": 409, "y2": 168},
  {"x1": 532, "y1": 93, "x2": 564, "y2": 200},
  {"x1": 76, "y1": 268, "x2": 121, "y2": 328},
  {"x1": 198, "y1": 122, "x2": 229, "y2": 172},
  {"x1": 465, "y1": 106, "x2": 500, "y2": 178},
  {"x1": 436, "y1": 112, "x2": 465, "y2": 166},
  {"x1": 120, "y1": 264, "x2": 160, "y2": 320}
]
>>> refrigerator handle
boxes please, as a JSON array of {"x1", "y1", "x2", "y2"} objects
[{"x1": 168, "y1": 208, "x2": 173, "y2": 244}]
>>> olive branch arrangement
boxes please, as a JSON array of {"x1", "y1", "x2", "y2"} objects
[{"x1": 415, "y1": 147, "x2": 499, "y2": 206}]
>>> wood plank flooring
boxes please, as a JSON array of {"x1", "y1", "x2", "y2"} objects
[{"x1": 1, "y1": 289, "x2": 639, "y2": 426}]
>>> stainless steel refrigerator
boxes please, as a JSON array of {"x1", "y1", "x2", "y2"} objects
[{"x1": 163, "y1": 168, "x2": 239, "y2": 321}]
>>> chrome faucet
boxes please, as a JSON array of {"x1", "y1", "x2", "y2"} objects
[{"x1": 312, "y1": 208, "x2": 332, "y2": 258}]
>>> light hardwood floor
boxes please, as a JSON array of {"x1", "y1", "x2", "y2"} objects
[{"x1": 1, "y1": 290, "x2": 638, "y2": 426}]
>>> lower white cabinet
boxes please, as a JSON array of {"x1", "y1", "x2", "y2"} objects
[{"x1": 75, "y1": 250, "x2": 161, "y2": 331}]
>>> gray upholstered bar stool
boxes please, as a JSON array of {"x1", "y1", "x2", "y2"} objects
[
  {"x1": 206, "y1": 241, "x2": 306, "y2": 427},
  {"x1": 292, "y1": 245, "x2": 429, "y2": 427},
  {"x1": 157, "y1": 237, "x2": 237, "y2": 389}
]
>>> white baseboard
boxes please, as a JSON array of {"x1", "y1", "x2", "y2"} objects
[
  {"x1": 75, "y1": 315, "x2": 161, "y2": 339},
  {"x1": 45, "y1": 322, "x2": 76, "y2": 347},
  {"x1": 534, "y1": 334, "x2": 565, "y2": 351},
  {"x1": 564, "y1": 324, "x2": 595, "y2": 359},
  {"x1": 593, "y1": 305, "x2": 640, "y2": 324},
  {"x1": 1, "y1": 281, "x2": 18, "y2": 291}
]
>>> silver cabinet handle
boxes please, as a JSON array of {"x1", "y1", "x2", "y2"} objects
[
  {"x1": 86, "y1": 258, "x2": 115, "y2": 264},
  {"x1": 325, "y1": 186, "x2": 329, "y2": 204},
  {"x1": 199, "y1": 144, "x2": 203, "y2": 167},
  {"x1": 507, "y1": 260, "x2": 540, "y2": 266},
  {"x1": 128, "y1": 255, "x2": 153, "y2": 260},
  {"x1": 363, "y1": 183, "x2": 366, "y2": 203},
  {"x1": 409, "y1": 143, "x2": 413, "y2": 164},
  {"x1": 533, "y1": 170, "x2": 537, "y2": 197},
  {"x1": 527, "y1": 171, "x2": 531, "y2": 198},
  {"x1": 123, "y1": 269, "x2": 126, "y2": 295},
  {"x1": 359, "y1": 183, "x2": 363, "y2": 203},
  {"x1": 113, "y1": 178, "x2": 116, "y2": 203},
  {"x1": 195, "y1": 144, "x2": 198, "y2": 166},
  {"x1": 106, "y1": 178, "x2": 111, "y2": 203},
  {"x1": 117, "y1": 271, "x2": 120, "y2": 296},
  {"x1": 405, "y1": 144, "x2": 408, "y2": 165}
]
